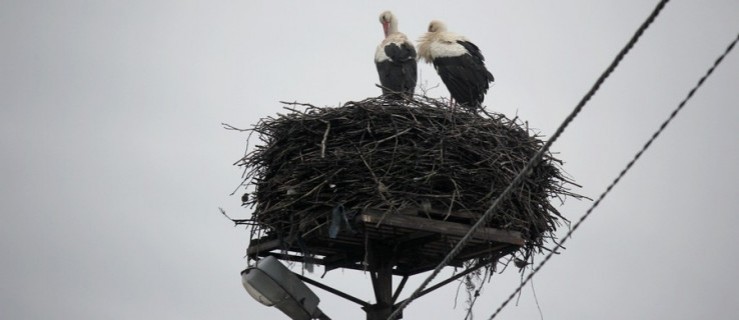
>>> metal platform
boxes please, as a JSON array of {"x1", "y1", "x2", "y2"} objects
[{"x1": 247, "y1": 207, "x2": 524, "y2": 276}]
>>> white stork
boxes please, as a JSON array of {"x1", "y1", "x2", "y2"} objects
[
  {"x1": 418, "y1": 20, "x2": 494, "y2": 111},
  {"x1": 375, "y1": 11, "x2": 417, "y2": 99}
]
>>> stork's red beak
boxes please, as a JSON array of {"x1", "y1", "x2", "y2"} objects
[{"x1": 382, "y1": 22, "x2": 389, "y2": 36}]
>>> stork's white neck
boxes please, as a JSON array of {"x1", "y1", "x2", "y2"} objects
[{"x1": 385, "y1": 19, "x2": 399, "y2": 36}]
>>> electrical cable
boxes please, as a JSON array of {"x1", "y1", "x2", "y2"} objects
[
  {"x1": 387, "y1": 1, "x2": 671, "y2": 318},
  {"x1": 486, "y1": 31, "x2": 738, "y2": 320}
]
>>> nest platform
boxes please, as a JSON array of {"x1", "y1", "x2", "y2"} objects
[
  {"x1": 234, "y1": 96, "x2": 581, "y2": 275},
  {"x1": 247, "y1": 207, "x2": 523, "y2": 276}
]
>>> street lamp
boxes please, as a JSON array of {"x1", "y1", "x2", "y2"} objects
[{"x1": 241, "y1": 256, "x2": 330, "y2": 320}]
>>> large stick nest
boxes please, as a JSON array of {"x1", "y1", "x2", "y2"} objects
[{"x1": 235, "y1": 96, "x2": 582, "y2": 257}]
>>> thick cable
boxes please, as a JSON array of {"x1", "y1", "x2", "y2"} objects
[{"x1": 487, "y1": 32, "x2": 738, "y2": 320}]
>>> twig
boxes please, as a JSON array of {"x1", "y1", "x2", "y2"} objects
[{"x1": 321, "y1": 120, "x2": 330, "y2": 158}]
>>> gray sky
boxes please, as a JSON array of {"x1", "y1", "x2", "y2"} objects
[{"x1": 1, "y1": 0, "x2": 737, "y2": 319}]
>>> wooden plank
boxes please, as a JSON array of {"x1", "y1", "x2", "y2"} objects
[
  {"x1": 391, "y1": 232, "x2": 440, "y2": 252},
  {"x1": 322, "y1": 252, "x2": 364, "y2": 271},
  {"x1": 359, "y1": 211, "x2": 525, "y2": 246},
  {"x1": 266, "y1": 252, "x2": 325, "y2": 265},
  {"x1": 455, "y1": 243, "x2": 510, "y2": 261},
  {"x1": 417, "y1": 207, "x2": 481, "y2": 221},
  {"x1": 364, "y1": 207, "x2": 482, "y2": 221},
  {"x1": 246, "y1": 238, "x2": 283, "y2": 255},
  {"x1": 395, "y1": 259, "x2": 465, "y2": 276}
]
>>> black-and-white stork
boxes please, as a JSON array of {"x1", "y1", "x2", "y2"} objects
[
  {"x1": 375, "y1": 11, "x2": 417, "y2": 99},
  {"x1": 418, "y1": 20, "x2": 494, "y2": 111}
]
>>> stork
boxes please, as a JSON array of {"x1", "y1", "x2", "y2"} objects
[
  {"x1": 375, "y1": 11, "x2": 417, "y2": 99},
  {"x1": 418, "y1": 20, "x2": 494, "y2": 111}
]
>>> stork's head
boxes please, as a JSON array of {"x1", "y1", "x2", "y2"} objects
[
  {"x1": 427, "y1": 20, "x2": 447, "y2": 33},
  {"x1": 379, "y1": 10, "x2": 398, "y2": 36}
]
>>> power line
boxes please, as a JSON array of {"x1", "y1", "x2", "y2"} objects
[
  {"x1": 387, "y1": 1, "x2": 671, "y2": 319},
  {"x1": 486, "y1": 31, "x2": 739, "y2": 320}
]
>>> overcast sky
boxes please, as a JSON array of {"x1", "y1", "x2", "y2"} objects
[{"x1": 1, "y1": 1, "x2": 737, "y2": 319}]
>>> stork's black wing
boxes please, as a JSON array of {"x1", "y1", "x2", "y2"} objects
[
  {"x1": 376, "y1": 42, "x2": 417, "y2": 97},
  {"x1": 457, "y1": 40, "x2": 494, "y2": 82},
  {"x1": 431, "y1": 41, "x2": 494, "y2": 110}
]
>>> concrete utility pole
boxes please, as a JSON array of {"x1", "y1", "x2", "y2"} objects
[{"x1": 364, "y1": 243, "x2": 399, "y2": 320}]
